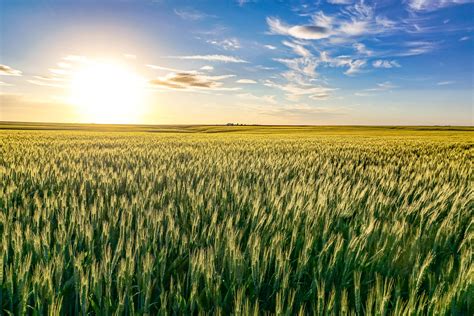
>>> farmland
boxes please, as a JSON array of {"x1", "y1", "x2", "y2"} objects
[{"x1": 0, "y1": 124, "x2": 473, "y2": 315}]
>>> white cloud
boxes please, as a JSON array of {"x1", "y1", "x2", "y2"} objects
[
  {"x1": 207, "y1": 38, "x2": 241, "y2": 50},
  {"x1": 171, "y1": 55, "x2": 248, "y2": 63},
  {"x1": 366, "y1": 81, "x2": 397, "y2": 91},
  {"x1": 339, "y1": 20, "x2": 369, "y2": 36},
  {"x1": 320, "y1": 52, "x2": 366, "y2": 76},
  {"x1": 408, "y1": 0, "x2": 430, "y2": 10},
  {"x1": 309, "y1": 93, "x2": 330, "y2": 100},
  {"x1": 264, "y1": 44, "x2": 277, "y2": 50},
  {"x1": 377, "y1": 81, "x2": 397, "y2": 89},
  {"x1": 267, "y1": 2, "x2": 396, "y2": 43},
  {"x1": 437, "y1": 81, "x2": 455, "y2": 85},
  {"x1": 282, "y1": 41, "x2": 312, "y2": 57},
  {"x1": 372, "y1": 60, "x2": 401, "y2": 68},
  {"x1": 200, "y1": 65, "x2": 214, "y2": 71},
  {"x1": 255, "y1": 65, "x2": 276, "y2": 70},
  {"x1": 266, "y1": 17, "x2": 290, "y2": 35},
  {"x1": 237, "y1": 93, "x2": 276, "y2": 103},
  {"x1": 174, "y1": 8, "x2": 212, "y2": 20},
  {"x1": 347, "y1": 1, "x2": 374, "y2": 20},
  {"x1": 395, "y1": 41, "x2": 437, "y2": 56},
  {"x1": 267, "y1": 17, "x2": 331, "y2": 40},
  {"x1": 459, "y1": 36, "x2": 470, "y2": 41},
  {"x1": 353, "y1": 43, "x2": 372, "y2": 56},
  {"x1": 375, "y1": 16, "x2": 396, "y2": 29},
  {"x1": 33, "y1": 75, "x2": 64, "y2": 82},
  {"x1": 408, "y1": 0, "x2": 473, "y2": 11},
  {"x1": 237, "y1": 79, "x2": 257, "y2": 84},
  {"x1": 288, "y1": 25, "x2": 331, "y2": 40},
  {"x1": 344, "y1": 59, "x2": 366, "y2": 75},
  {"x1": 237, "y1": 0, "x2": 251, "y2": 6},
  {"x1": 274, "y1": 57, "x2": 318, "y2": 78},
  {"x1": 264, "y1": 80, "x2": 334, "y2": 98},
  {"x1": 312, "y1": 11, "x2": 334, "y2": 29},
  {"x1": 149, "y1": 72, "x2": 237, "y2": 90},
  {"x1": 0, "y1": 64, "x2": 22, "y2": 76}
]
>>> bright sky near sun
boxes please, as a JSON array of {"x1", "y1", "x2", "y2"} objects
[{"x1": 0, "y1": 0, "x2": 473, "y2": 125}]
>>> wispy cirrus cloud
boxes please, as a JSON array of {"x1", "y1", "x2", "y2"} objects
[
  {"x1": 267, "y1": 17, "x2": 331, "y2": 40},
  {"x1": 149, "y1": 72, "x2": 238, "y2": 91},
  {"x1": 395, "y1": 41, "x2": 437, "y2": 56},
  {"x1": 274, "y1": 57, "x2": 318, "y2": 78},
  {"x1": 264, "y1": 79, "x2": 335, "y2": 101},
  {"x1": 237, "y1": 93, "x2": 276, "y2": 103},
  {"x1": 437, "y1": 80, "x2": 455, "y2": 85},
  {"x1": 282, "y1": 40, "x2": 312, "y2": 58},
  {"x1": 237, "y1": 0, "x2": 252, "y2": 6},
  {"x1": 265, "y1": 0, "x2": 455, "y2": 93},
  {"x1": 264, "y1": 44, "x2": 277, "y2": 50},
  {"x1": 372, "y1": 60, "x2": 401, "y2": 68},
  {"x1": 407, "y1": 0, "x2": 473, "y2": 12},
  {"x1": 262, "y1": 0, "x2": 425, "y2": 103},
  {"x1": 267, "y1": 2, "x2": 399, "y2": 43},
  {"x1": 311, "y1": 11, "x2": 334, "y2": 29},
  {"x1": 343, "y1": 59, "x2": 367, "y2": 75},
  {"x1": 237, "y1": 79, "x2": 257, "y2": 84},
  {"x1": 0, "y1": 64, "x2": 22, "y2": 76},
  {"x1": 366, "y1": 81, "x2": 397, "y2": 91},
  {"x1": 339, "y1": 20, "x2": 370, "y2": 36},
  {"x1": 171, "y1": 55, "x2": 248, "y2": 63},
  {"x1": 355, "y1": 82, "x2": 395, "y2": 96},
  {"x1": 353, "y1": 43, "x2": 373, "y2": 56},
  {"x1": 319, "y1": 51, "x2": 367, "y2": 76},
  {"x1": 174, "y1": 8, "x2": 213, "y2": 21},
  {"x1": 207, "y1": 38, "x2": 241, "y2": 50}
]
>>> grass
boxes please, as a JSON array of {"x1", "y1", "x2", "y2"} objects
[{"x1": 0, "y1": 123, "x2": 473, "y2": 314}]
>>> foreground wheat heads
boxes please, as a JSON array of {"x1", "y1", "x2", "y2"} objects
[{"x1": 0, "y1": 129, "x2": 472, "y2": 315}]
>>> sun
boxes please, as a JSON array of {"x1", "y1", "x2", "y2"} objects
[{"x1": 69, "y1": 61, "x2": 146, "y2": 124}]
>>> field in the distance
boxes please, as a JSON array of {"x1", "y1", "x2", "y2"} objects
[{"x1": 1, "y1": 123, "x2": 473, "y2": 315}]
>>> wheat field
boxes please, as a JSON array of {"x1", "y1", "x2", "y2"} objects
[{"x1": 0, "y1": 126, "x2": 472, "y2": 315}]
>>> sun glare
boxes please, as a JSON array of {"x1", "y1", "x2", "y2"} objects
[{"x1": 69, "y1": 61, "x2": 146, "y2": 124}]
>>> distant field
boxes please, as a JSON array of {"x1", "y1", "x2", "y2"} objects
[
  {"x1": 1, "y1": 121, "x2": 473, "y2": 134},
  {"x1": 0, "y1": 125, "x2": 472, "y2": 314}
]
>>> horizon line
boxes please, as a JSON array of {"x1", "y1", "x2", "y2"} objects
[{"x1": 1, "y1": 120, "x2": 473, "y2": 128}]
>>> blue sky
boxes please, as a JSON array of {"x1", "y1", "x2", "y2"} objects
[{"x1": 0, "y1": 0, "x2": 473, "y2": 125}]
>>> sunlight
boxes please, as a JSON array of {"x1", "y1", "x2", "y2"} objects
[{"x1": 69, "y1": 61, "x2": 146, "y2": 124}]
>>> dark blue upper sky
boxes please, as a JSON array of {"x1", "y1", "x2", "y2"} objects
[{"x1": 1, "y1": 0, "x2": 473, "y2": 124}]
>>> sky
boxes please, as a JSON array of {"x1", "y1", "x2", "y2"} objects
[{"x1": 0, "y1": 0, "x2": 473, "y2": 125}]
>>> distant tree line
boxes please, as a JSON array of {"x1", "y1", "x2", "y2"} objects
[{"x1": 225, "y1": 123, "x2": 261, "y2": 126}]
